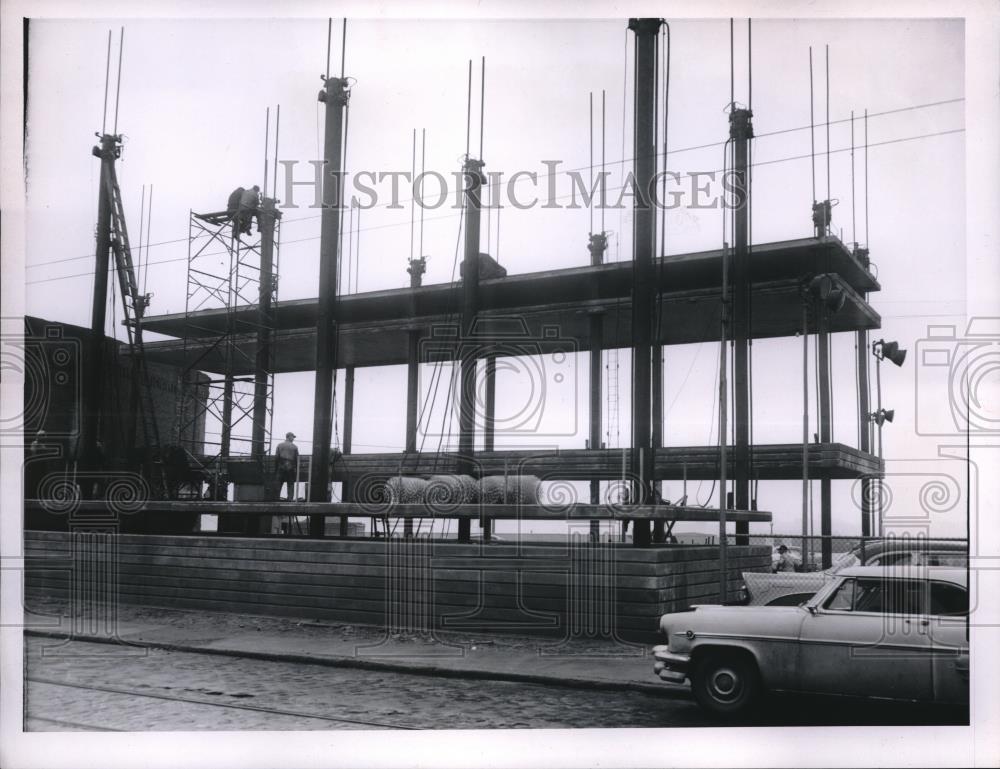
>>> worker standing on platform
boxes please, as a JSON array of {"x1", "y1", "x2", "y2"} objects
[
  {"x1": 226, "y1": 186, "x2": 244, "y2": 239},
  {"x1": 275, "y1": 432, "x2": 299, "y2": 502},
  {"x1": 237, "y1": 185, "x2": 261, "y2": 238}
]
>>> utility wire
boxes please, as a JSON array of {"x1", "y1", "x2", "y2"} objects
[
  {"x1": 29, "y1": 97, "x2": 961, "y2": 271},
  {"x1": 27, "y1": 127, "x2": 964, "y2": 286}
]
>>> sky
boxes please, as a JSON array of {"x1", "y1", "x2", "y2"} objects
[{"x1": 19, "y1": 16, "x2": 974, "y2": 536}]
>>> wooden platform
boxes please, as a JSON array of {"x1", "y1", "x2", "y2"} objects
[
  {"x1": 138, "y1": 236, "x2": 880, "y2": 374},
  {"x1": 24, "y1": 530, "x2": 772, "y2": 641}
]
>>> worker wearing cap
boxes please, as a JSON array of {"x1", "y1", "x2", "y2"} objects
[
  {"x1": 275, "y1": 432, "x2": 299, "y2": 502},
  {"x1": 237, "y1": 185, "x2": 261, "y2": 238}
]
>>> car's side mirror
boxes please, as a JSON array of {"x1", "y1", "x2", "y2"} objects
[{"x1": 806, "y1": 604, "x2": 817, "y2": 615}]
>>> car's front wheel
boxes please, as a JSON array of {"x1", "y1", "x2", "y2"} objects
[{"x1": 691, "y1": 651, "x2": 761, "y2": 717}]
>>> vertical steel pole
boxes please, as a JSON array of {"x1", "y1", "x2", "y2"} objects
[
  {"x1": 404, "y1": 258, "x2": 425, "y2": 538},
  {"x1": 856, "y1": 265, "x2": 872, "y2": 537},
  {"x1": 482, "y1": 351, "x2": 496, "y2": 542},
  {"x1": 83, "y1": 135, "x2": 117, "y2": 472},
  {"x1": 628, "y1": 18, "x2": 660, "y2": 548},
  {"x1": 309, "y1": 75, "x2": 349, "y2": 535},
  {"x1": 730, "y1": 107, "x2": 753, "y2": 546},
  {"x1": 340, "y1": 366, "x2": 354, "y2": 537},
  {"x1": 458, "y1": 157, "x2": 485, "y2": 543},
  {"x1": 875, "y1": 356, "x2": 884, "y2": 537},
  {"x1": 252, "y1": 198, "x2": 278, "y2": 460},
  {"x1": 652, "y1": 345, "x2": 664, "y2": 542},
  {"x1": 588, "y1": 234, "x2": 607, "y2": 541},
  {"x1": 802, "y1": 303, "x2": 810, "y2": 566},
  {"x1": 589, "y1": 311, "x2": 604, "y2": 541},
  {"x1": 818, "y1": 312, "x2": 832, "y2": 568},
  {"x1": 484, "y1": 354, "x2": 497, "y2": 453}
]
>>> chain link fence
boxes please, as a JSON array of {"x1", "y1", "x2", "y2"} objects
[{"x1": 726, "y1": 534, "x2": 969, "y2": 606}]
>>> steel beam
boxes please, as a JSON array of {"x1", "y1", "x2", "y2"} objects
[
  {"x1": 251, "y1": 198, "x2": 279, "y2": 459},
  {"x1": 628, "y1": 18, "x2": 661, "y2": 547},
  {"x1": 730, "y1": 107, "x2": 754, "y2": 545},
  {"x1": 82, "y1": 134, "x2": 118, "y2": 472},
  {"x1": 818, "y1": 317, "x2": 833, "y2": 568},
  {"x1": 855, "y1": 249, "x2": 873, "y2": 537},
  {"x1": 309, "y1": 74, "x2": 350, "y2": 534},
  {"x1": 458, "y1": 157, "x2": 485, "y2": 543},
  {"x1": 589, "y1": 312, "x2": 604, "y2": 541}
]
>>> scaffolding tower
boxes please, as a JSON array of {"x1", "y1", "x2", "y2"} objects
[{"x1": 175, "y1": 199, "x2": 281, "y2": 487}]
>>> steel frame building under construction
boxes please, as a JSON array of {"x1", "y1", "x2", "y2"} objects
[{"x1": 25, "y1": 18, "x2": 891, "y2": 639}]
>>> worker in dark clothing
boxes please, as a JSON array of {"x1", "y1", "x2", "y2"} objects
[
  {"x1": 227, "y1": 187, "x2": 244, "y2": 216},
  {"x1": 275, "y1": 432, "x2": 300, "y2": 501},
  {"x1": 227, "y1": 186, "x2": 245, "y2": 240},
  {"x1": 226, "y1": 185, "x2": 260, "y2": 239},
  {"x1": 237, "y1": 185, "x2": 261, "y2": 238}
]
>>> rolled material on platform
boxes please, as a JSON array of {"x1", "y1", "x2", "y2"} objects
[
  {"x1": 425, "y1": 474, "x2": 479, "y2": 505},
  {"x1": 385, "y1": 476, "x2": 428, "y2": 504},
  {"x1": 479, "y1": 475, "x2": 541, "y2": 505}
]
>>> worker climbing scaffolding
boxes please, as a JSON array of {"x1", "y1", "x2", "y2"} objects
[{"x1": 227, "y1": 184, "x2": 261, "y2": 239}]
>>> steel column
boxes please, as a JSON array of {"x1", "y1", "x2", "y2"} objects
[
  {"x1": 628, "y1": 18, "x2": 660, "y2": 547},
  {"x1": 251, "y1": 198, "x2": 278, "y2": 460},
  {"x1": 309, "y1": 75, "x2": 349, "y2": 535},
  {"x1": 82, "y1": 134, "x2": 117, "y2": 471},
  {"x1": 340, "y1": 366, "x2": 355, "y2": 537},
  {"x1": 484, "y1": 354, "x2": 496, "y2": 453},
  {"x1": 652, "y1": 345, "x2": 664, "y2": 542},
  {"x1": 818, "y1": 317, "x2": 833, "y2": 568},
  {"x1": 730, "y1": 107, "x2": 754, "y2": 545},
  {"x1": 855, "y1": 247, "x2": 872, "y2": 537},
  {"x1": 589, "y1": 311, "x2": 604, "y2": 541},
  {"x1": 458, "y1": 157, "x2": 485, "y2": 543}
]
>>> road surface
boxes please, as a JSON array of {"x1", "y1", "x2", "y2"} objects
[{"x1": 23, "y1": 637, "x2": 965, "y2": 730}]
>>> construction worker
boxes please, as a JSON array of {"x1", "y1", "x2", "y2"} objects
[
  {"x1": 227, "y1": 186, "x2": 245, "y2": 239},
  {"x1": 275, "y1": 432, "x2": 299, "y2": 501},
  {"x1": 237, "y1": 185, "x2": 261, "y2": 238}
]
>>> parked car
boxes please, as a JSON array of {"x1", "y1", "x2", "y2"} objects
[
  {"x1": 653, "y1": 566, "x2": 969, "y2": 717},
  {"x1": 740, "y1": 538, "x2": 968, "y2": 606}
]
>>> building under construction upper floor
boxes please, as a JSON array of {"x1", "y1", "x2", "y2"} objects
[{"x1": 138, "y1": 234, "x2": 878, "y2": 375}]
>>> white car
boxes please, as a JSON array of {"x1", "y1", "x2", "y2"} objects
[
  {"x1": 653, "y1": 567, "x2": 969, "y2": 717},
  {"x1": 741, "y1": 539, "x2": 968, "y2": 607}
]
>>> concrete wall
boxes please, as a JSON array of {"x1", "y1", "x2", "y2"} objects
[{"x1": 24, "y1": 530, "x2": 770, "y2": 642}]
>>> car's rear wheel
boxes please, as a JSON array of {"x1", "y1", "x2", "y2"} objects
[{"x1": 691, "y1": 652, "x2": 761, "y2": 717}]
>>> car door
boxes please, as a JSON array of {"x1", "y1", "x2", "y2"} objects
[
  {"x1": 927, "y1": 579, "x2": 969, "y2": 705},
  {"x1": 797, "y1": 577, "x2": 932, "y2": 701}
]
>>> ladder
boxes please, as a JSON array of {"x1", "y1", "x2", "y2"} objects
[{"x1": 105, "y1": 164, "x2": 164, "y2": 486}]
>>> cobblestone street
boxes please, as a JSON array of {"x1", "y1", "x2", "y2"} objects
[
  {"x1": 24, "y1": 636, "x2": 966, "y2": 731},
  {"x1": 24, "y1": 637, "x2": 707, "y2": 730}
]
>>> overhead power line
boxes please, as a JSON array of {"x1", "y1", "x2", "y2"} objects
[
  {"x1": 26, "y1": 96, "x2": 963, "y2": 273},
  {"x1": 26, "y1": 124, "x2": 964, "y2": 287}
]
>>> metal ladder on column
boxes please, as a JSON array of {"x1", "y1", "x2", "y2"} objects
[{"x1": 105, "y1": 166, "x2": 164, "y2": 488}]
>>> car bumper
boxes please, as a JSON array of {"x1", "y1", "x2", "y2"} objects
[{"x1": 652, "y1": 645, "x2": 690, "y2": 684}]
